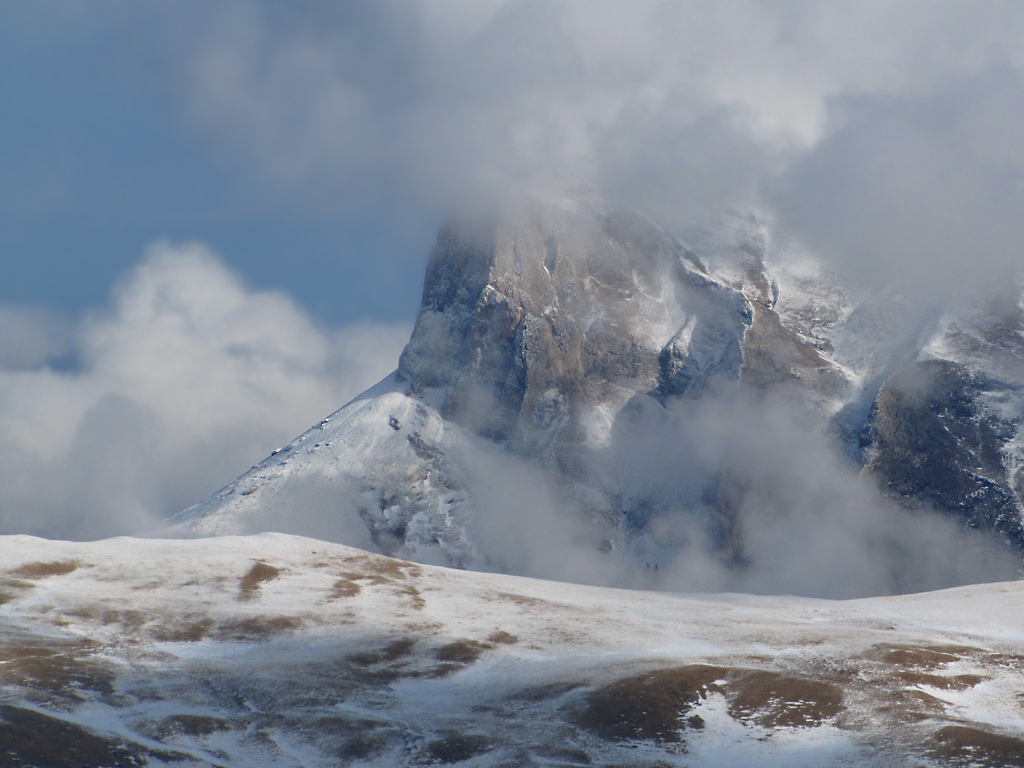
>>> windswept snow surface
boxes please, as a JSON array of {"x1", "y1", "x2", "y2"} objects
[{"x1": 1, "y1": 534, "x2": 1023, "y2": 766}]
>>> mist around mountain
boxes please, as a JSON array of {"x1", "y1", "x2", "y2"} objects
[{"x1": 171, "y1": 196, "x2": 1024, "y2": 600}]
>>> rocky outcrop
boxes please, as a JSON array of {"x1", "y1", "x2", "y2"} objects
[
  {"x1": 399, "y1": 204, "x2": 687, "y2": 448},
  {"x1": 391, "y1": 201, "x2": 861, "y2": 559},
  {"x1": 862, "y1": 290, "x2": 1024, "y2": 547},
  {"x1": 397, "y1": 201, "x2": 846, "y2": 459},
  {"x1": 865, "y1": 361, "x2": 1024, "y2": 545}
]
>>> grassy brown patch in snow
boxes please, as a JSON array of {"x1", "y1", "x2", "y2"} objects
[
  {"x1": 727, "y1": 670, "x2": 843, "y2": 728},
  {"x1": 872, "y1": 688, "x2": 947, "y2": 723},
  {"x1": 349, "y1": 637, "x2": 418, "y2": 666},
  {"x1": 305, "y1": 715, "x2": 392, "y2": 760},
  {"x1": 378, "y1": 637, "x2": 418, "y2": 661},
  {"x1": 239, "y1": 561, "x2": 281, "y2": 600},
  {"x1": 533, "y1": 745, "x2": 594, "y2": 764},
  {"x1": 101, "y1": 609, "x2": 148, "y2": 632},
  {"x1": 396, "y1": 583, "x2": 426, "y2": 610},
  {"x1": 337, "y1": 637, "x2": 444, "y2": 687},
  {"x1": 150, "y1": 616, "x2": 215, "y2": 642},
  {"x1": 0, "y1": 705, "x2": 179, "y2": 768},
  {"x1": 0, "y1": 577, "x2": 34, "y2": 607},
  {"x1": 491, "y1": 592, "x2": 557, "y2": 610},
  {"x1": 0, "y1": 638, "x2": 115, "y2": 703},
  {"x1": 859, "y1": 643, "x2": 991, "y2": 723},
  {"x1": 487, "y1": 630, "x2": 519, "y2": 645},
  {"x1": 334, "y1": 555, "x2": 425, "y2": 616},
  {"x1": 514, "y1": 680, "x2": 587, "y2": 702},
  {"x1": 337, "y1": 570, "x2": 391, "y2": 587},
  {"x1": 11, "y1": 560, "x2": 79, "y2": 579},
  {"x1": 897, "y1": 671, "x2": 985, "y2": 690},
  {"x1": 338, "y1": 732, "x2": 389, "y2": 761},
  {"x1": 66, "y1": 608, "x2": 148, "y2": 634},
  {"x1": 0, "y1": 577, "x2": 35, "y2": 590},
  {"x1": 129, "y1": 579, "x2": 165, "y2": 591},
  {"x1": 930, "y1": 725, "x2": 1024, "y2": 767},
  {"x1": 64, "y1": 608, "x2": 96, "y2": 622},
  {"x1": 435, "y1": 639, "x2": 490, "y2": 664},
  {"x1": 579, "y1": 665, "x2": 844, "y2": 742},
  {"x1": 425, "y1": 663, "x2": 466, "y2": 679},
  {"x1": 577, "y1": 665, "x2": 726, "y2": 743},
  {"x1": 213, "y1": 615, "x2": 302, "y2": 641},
  {"x1": 988, "y1": 652, "x2": 1024, "y2": 670},
  {"x1": 337, "y1": 554, "x2": 422, "y2": 583},
  {"x1": 329, "y1": 578, "x2": 362, "y2": 598},
  {"x1": 424, "y1": 733, "x2": 495, "y2": 763},
  {"x1": 864, "y1": 643, "x2": 982, "y2": 670}
]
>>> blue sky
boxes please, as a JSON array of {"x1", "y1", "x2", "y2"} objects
[
  {"x1": 0, "y1": 3, "x2": 433, "y2": 326},
  {"x1": 6, "y1": 1, "x2": 1023, "y2": 336}
]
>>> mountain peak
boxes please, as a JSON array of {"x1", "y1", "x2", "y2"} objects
[
  {"x1": 397, "y1": 200, "x2": 791, "y2": 453},
  {"x1": 170, "y1": 200, "x2": 1024, "y2": 594}
]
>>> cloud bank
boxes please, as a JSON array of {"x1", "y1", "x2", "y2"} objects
[
  {"x1": 464, "y1": 389, "x2": 1021, "y2": 599},
  {"x1": 169, "y1": 1, "x2": 1024, "y2": 296},
  {"x1": 0, "y1": 243, "x2": 408, "y2": 539}
]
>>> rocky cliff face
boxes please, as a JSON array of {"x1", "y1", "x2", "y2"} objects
[
  {"x1": 396, "y1": 201, "x2": 847, "y2": 479},
  {"x1": 397, "y1": 204, "x2": 736, "y2": 447},
  {"x1": 172, "y1": 197, "x2": 1024, "y2": 576},
  {"x1": 863, "y1": 295, "x2": 1024, "y2": 547}
]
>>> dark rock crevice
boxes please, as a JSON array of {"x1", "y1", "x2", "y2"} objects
[{"x1": 864, "y1": 360, "x2": 1024, "y2": 547}]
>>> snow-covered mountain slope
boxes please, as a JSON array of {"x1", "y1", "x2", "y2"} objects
[
  {"x1": 169, "y1": 374, "x2": 501, "y2": 567},
  {"x1": 1, "y1": 533, "x2": 1024, "y2": 767},
  {"x1": 170, "y1": 197, "x2": 1024, "y2": 583}
]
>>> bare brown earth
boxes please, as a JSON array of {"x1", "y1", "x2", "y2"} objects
[
  {"x1": 577, "y1": 665, "x2": 726, "y2": 742},
  {"x1": 10, "y1": 560, "x2": 79, "y2": 579},
  {"x1": 238, "y1": 560, "x2": 281, "y2": 599},
  {"x1": 930, "y1": 725, "x2": 1024, "y2": 767}
]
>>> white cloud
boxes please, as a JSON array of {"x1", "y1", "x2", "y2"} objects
[
  {"x1": 772, "y1": 70, "x2": 1024, "y2": 299},
  {"x1": 456, "y1": 386, "x2": 1020, "y2": 598},
  {"x1": 161, "y1": 1, "x2": 1024, "y2": 295},
  {"x1": 0, "y1": 242, "x2": 409, "y2": 539},
  {"x1": 172, "y1": 3, "x2": 1024, "y2": 195}
]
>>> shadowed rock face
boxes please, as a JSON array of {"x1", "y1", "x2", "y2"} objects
[
  {"x1": 844, "y1": 286, "x2": 1024, "y2": 549},
  {"x1": 867, "y1": 360, "x2": 1024, "y2": 547},
  {"x1": 398, "y1": 204, "x2": 694, "y2": 451}
]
